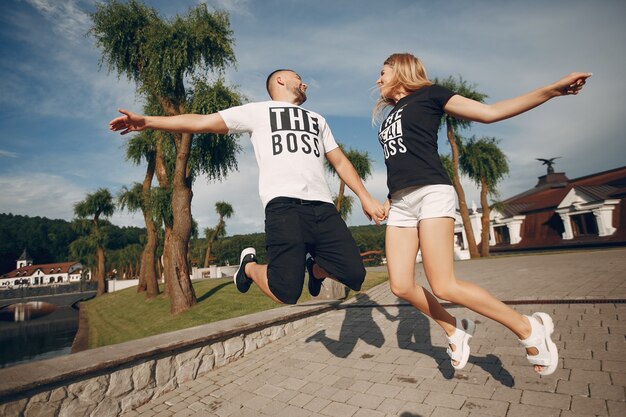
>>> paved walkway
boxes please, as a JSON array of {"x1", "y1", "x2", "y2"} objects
[{"x1": 123, "y1": 248, "x2": 626, "y2": 417}]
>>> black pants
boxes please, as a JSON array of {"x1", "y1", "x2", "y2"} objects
[{"x1": 264, "y1": 197, "x2": 366, "y2": 304}]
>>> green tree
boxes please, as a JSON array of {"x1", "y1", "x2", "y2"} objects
[
  {"x1": 325, "y1": 144, "x2": 373, "y2": 219},
  {"x1": 203, "y1": 201, "x2": 234, "y2": 267},
  {"x1": 73, "y1": 188, "x2": 115, "y2": 296},
  {"x1": 435, "y1": 75, "x2": 488, "y2": 258},
  {"x1": 460, "y1": 136, "x2": 509, "y2": 257},
  {"x1": 123, "y1": 104, "x2": 165, "y2": 300},
  {"x1": 118, "y1": 181, "x2": 160, "y2": 298},
  {"x1": 90, "y1": 0, "x2": 242, "y2": 314}
]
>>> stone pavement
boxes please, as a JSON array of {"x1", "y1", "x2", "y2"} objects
[{"x1": 123, "y1": 248, "x2": 626, "y2": 417}]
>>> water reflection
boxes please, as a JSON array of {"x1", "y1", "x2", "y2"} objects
[
  {"x1": 0, "y1": 303, "x2": 79, "y2": 368},
  {"x1": 0, "y1": 301, "x2": 57, "y2": 322}
]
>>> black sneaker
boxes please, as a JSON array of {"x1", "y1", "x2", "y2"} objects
[
  {"x1": 306, "y1": 254, "x2": 324, "y2": 297},
  {"x1": 234, "y1": 247, "x2": 256, "y2": 293}
]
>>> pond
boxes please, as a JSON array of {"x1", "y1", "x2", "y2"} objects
[{"x1": 0, "y1": 301, "x2": 80, "y2": 368}]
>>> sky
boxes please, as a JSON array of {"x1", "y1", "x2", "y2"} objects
[{"x1": 1, "y1": 0, "x2": 625, "y2": 238}]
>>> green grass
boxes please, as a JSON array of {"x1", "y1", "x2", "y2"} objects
[{"x1": 83, "y1": 271, "x2": 389, "y2": 349}]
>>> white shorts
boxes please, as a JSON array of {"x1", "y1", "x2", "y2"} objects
[{"x1": 387, "y1": 184, "x2": 456, "y2": 227}]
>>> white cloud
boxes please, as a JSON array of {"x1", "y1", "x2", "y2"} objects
[
  {"x1": 0, "y1": 173, "x2": 87, "y2": 220},
  {"x1": 200, "y1": 0, "x2": 252, "y2": 17},
  {"x1": 24, "y1": 0, "x2": 91, "y2": 42},
  {"x1": 0, "y1": 150, "x2": 18, "y2": 158}
]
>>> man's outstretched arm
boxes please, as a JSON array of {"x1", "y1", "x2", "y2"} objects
[
  {"x1": 325, "y1": 147, "x2": 385, "y2": 224},
  {"x1": 109, "y1": 108, "x2": 229, "y2": 135}
]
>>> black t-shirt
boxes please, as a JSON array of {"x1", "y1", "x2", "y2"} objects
[{"x1": 378, "y1": 84, "x2": 456, "y2": 195}]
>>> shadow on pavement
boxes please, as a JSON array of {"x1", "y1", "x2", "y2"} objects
[
  {"x1": 306, "y1": 294, "x2": 514, "y2": 387},
  {"x1": 397, "y1": 308, "x2": 514, "y2": 386},
  {"x1": 305, "y1": 293, "x2": 391, "y2": 358}
]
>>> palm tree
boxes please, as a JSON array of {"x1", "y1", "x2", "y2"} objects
[
  {"x1": 325, "y1": 144, "x2": 373, "y2": 219},
  {"x1": 203, "y1": 201, "x2": 234, "y2": 267},
  {"x1": 90, "y1": 1, "x2": 242, "y2": 314},
  {"x1": 118, "y1": 181, "x2": 160, "y2": 298},
  {"x1": 434, "y1": 75, "x2": 488, "y2": 258},
  {"x1": 460, "y1": 136, "x2": 509, "y2": 257},
  {"x1": 73, "y1": 188, "x2": 115, "y2": 296}
]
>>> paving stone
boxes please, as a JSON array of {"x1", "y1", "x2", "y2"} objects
[
  {"x1": 589, "y1": 383, "x2": 625, "y2": 401},
  {"x1": 560, "y1": 412, "x2": 598, "y2": 417},
  {"x1": 419, "y1": 379, "x2": 457, "y2": 393},
  {"x1": 319, "y1": 401, "x2": 359, "y2": 417},
  {"x1": 521, "y1": 389, "x2": 571, "y2": 410},
  {"x1": 303, "y1": 397, "x2": 332, "y2": 413},
  {"x1": 287, "y1": 392, "x2": 314, "y2": 408},
  {"x1": 392, "y1": 401, "x2": 435, "y2": 416},
  {"x1": 366, "y1": 382, "x2": 403, "y2": 398},
  {"x1": 607, "y1": 399, "x2": 626, "y2": 417},
  {"x1": 556, "y1": 380, "x2": 589, "y2": 396},
  {"x1": 429, "y1": 407, "x2": 470, "y2": 417},
  {"x1": 395, "y1": 386, "x2": 428, "y2": 403},
  {"x1": 564, "y1": 358, "x2": 602, "y2": 371},
  {"x1": 453, "y1": 382, "x2": 495, "y2": 399},
  {"x1": 490, "y1": 386, "x2": 522, "y2": 403},
  {"x1": 460, "y1": 397, "x2": 509, "y2": 416},
  {"x1": 375, "y1": 397, "x2": 407, "y2": 414},
  {"x1": 506, "y1": 403, "x2": 561, "y2": 417},
  {"x1": 275, "y1": 404, "x2": 312, "y2": 417},
  {"x1": 346, "y1": 392, "x2": 385, "y2": 409},
  {"x1": 571, "y1": 396, "x2": 608, "y2": 416},
  {"x1": 570, "y1": 369, "x2": 613, "y2": 385},
  {"x1": 352, "y1": 408, "x2": 386, "y2": 417},
  {"x1": 424, "y1": 391, "x2": 467, "y2": 409},
  {"x1": 609, "y1": 372, "x2": 626, "y2": 386},
  {"x1": 602, "y1": 360, "x2": 626, "y2": 373}
]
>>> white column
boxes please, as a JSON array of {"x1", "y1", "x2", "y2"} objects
[
  {"x1": 559, "y1": 213, "x2": 574, "y2": 240},
  {"x1": 489, "y1": 224, "x2": 496, "y2": 246},
  {"x1": 508, "y1": 218, "x2": 524, "y2": 244},
  {"x1": 593, "y1": 207, "x2": 616, "y2": 236},
  {"x1": 470, "y1": 212, "x2": 482, "y2": 246}
]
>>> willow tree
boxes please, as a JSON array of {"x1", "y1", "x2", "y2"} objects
[
  {"x1": 90, "y1": 1, "x2": 241, "y2": 313},
  {"x1": 203, "y1": 201, "x2": 233, "y2": 267},
  {"x1": 434, "y1": 76, "x2": 487, "y2": 258},
  {"x1": 460, "y1": 136, "x2": 509, "y2": 257},
  {"x1": 121, "y1": 94, "x2": 170, "y2": 300},
  {"x1": 72, "y1": 188, "x2": 115, "y2": 296}
]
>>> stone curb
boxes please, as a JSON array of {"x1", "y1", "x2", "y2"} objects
[{"x1": 0, "y1": 298, "x2": 342, "y2": 404}]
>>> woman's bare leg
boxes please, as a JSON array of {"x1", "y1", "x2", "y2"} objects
[
  {"x1": 385, "y1": 225, "x2": 457, "y2": 336},
  {"x1": 418, "y1": 217, "x2": 542, "y2": 371}
]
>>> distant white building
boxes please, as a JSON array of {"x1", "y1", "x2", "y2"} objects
[{"x1": 0, "y1": 249, "x2": 90, "y2": 288}]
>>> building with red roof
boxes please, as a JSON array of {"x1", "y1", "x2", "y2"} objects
[
  {"x1": 0, "y1": 249, "x2": 90, "y2": 288},
  {"x1": 483, "y1": 165, "x2": 626, "y2": 251}
]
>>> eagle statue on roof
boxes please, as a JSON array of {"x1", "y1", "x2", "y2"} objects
[{"x1": 536, "y1": 157, "x2": 561, "y2": 175}]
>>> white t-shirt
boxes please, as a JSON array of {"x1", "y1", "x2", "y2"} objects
[{"x1": 219, "y1": 101, "x2": 339, "y2": 208}]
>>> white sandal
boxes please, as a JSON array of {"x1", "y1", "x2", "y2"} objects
[
  {"x1": 519, "y1": 312, "x2": 558, "y2": 376},
  {"x1": 446, "y1": 318, "x2": 475, "y2": 370}
]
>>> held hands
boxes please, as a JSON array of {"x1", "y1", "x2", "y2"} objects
[
  {"x1": 109, "y1": 109, "x2": 147, "y2": 135},
  {"x1": 361, "y1": 195, "x2": 387, "y2": 226},
  {"x1": 383, "y1": 198, "x2": 391, "y2": 218},
  {"x1": 553, "y1": 72, "x2": 592, "y2": 96}
]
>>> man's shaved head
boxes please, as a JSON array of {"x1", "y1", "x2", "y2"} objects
[{"x1": 266, "y1": 69, "x2": 294, "y2": 97}]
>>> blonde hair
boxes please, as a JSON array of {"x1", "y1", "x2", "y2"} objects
[{"x1": 372, "y1": 53, "x2": 432, "y2": 124}]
